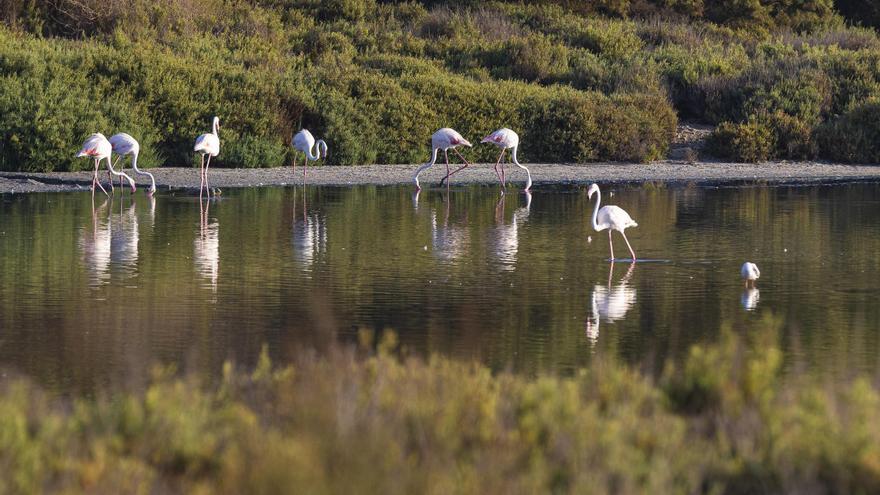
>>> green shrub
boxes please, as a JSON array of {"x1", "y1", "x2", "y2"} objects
[
  {"x1": 706, "y1": 117, "x2": 775, "y2": 162},
  {"x1": 816, "y1": 101, "x2": 880, "y2": 163}
]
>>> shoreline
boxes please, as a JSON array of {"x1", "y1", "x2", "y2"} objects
[{"x1": 2, "y1": 161, "x2": 880, "y2": 193}]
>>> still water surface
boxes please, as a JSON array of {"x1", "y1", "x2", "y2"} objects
[{"x1": 1, "y1": 183, "x2": 879, "y2": 392}]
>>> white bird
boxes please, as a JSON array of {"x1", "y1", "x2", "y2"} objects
[
  {"x1": 481, "y1": 128, "x2": 532, "y2": 192},
  {"x1": 77, "y1": 133, "x2": 136, "y2": 197},
  {"x1": 741, "y1": 262, "x2": 760, "y2": 288},
  {"x1": 413, "y1": 128, "x2": 473, "y2": 190},
  {"x1": 292, "y1": 129, "x2": 328, "y2": 179},
  {"x1": 194, "y1": 116, "x2": 220, "y2": 197},
  {"x1": 587, "y1": 183, "x2": 638, "y2": 261},
  {"x1": 110, "y1": 133, "x2": 156, "y2": 195}
]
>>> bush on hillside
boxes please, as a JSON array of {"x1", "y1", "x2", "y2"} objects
[
  {"x1": 705, "y1": 117, "x2": 775, "y2": 162},
  {"x1": 816, "y1": 102, "x2": 880, "y2": 163}
]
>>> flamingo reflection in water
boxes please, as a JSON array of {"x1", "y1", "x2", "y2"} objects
[
  {"x1": 292, "y1": 186, "x2": 327, "y2": 269},
  {"x1": 80, "y1": 197, "x2": 112, "y2": 287},
  {"x1": 109, "y1": 196, "x2": 140, "y2": 279},
  {"x1": 585, "y1": 261, "x2": 637, "y2": 347},
  {"x1": 430, "y1": 192, "x2": 470, "y2": 263},
  {"x1": 194, "y1": 198, "x2": 220, "y2": 292},
  {"x1": 491, "y1": 191, "x2": 532, "y2": 271}
]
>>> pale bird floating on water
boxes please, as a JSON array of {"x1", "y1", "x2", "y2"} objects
[
  {"x1": 480, "y1": 128, "x2": 532, "y2": 193},
  {"x1": 109, "y1": 133, "x2": 156, "y2": 195},
  {"x1": 77, "y1": 133, "x2": 136, "y2": 197},
  {"x1": 587, "y1": 183, "x2": 638, "y2": 261},
  {"x1": 413, "y1": 128, "x2": 472, "y2": 190},
  {"x1": 741, "y1": 262, "x2": 760, "y2": 288},
  {"x1": 291, "y1": 129, "x2": 328, "y2": 179},
  {"x1": 194, "y1": 116, "x2": 220, "y2": 197}
]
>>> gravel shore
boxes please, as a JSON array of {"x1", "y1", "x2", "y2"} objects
[{"x1": 2, "y1": 161, "x2": 880, "y2": 194}]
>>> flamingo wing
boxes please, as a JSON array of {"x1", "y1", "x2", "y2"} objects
[{"x1": 598, "y1": 205, "x2": 637, "y2": 231}]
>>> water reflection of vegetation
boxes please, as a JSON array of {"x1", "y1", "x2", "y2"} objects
[{"x1": 3, "y1": 321, "x2": 880, "y2": 493}]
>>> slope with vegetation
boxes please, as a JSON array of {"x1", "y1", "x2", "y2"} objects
[{"x1": 1, "y1": 0, "x2": 880, "y2": 171}]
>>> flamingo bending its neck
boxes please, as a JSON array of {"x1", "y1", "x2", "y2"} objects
[
  {"x1": 77, "y1": 133, "x2": 136, "y2": 197},
  {"x1": 588, "y1": 183, "x2": 638, "y2": 261},
  {"x1": 110, "y1": 133, "x2": 156, "y2": 195},
  {"x1": 292, "y1": 129, "x2": 328, "y2": 179},
  {"x1": 413, "y1": 128, "x2": 472, "y2": 190},
  {"x1": 194, "y1": 116, "x2": 220, "y2": 198},
  {"x1": 741, "y1": 262, "x2": 760, "y2": 288},
  {"x1": 481, "y1": 128, "x2": 532, "y2": 192}
]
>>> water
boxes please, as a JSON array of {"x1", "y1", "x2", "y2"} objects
[{"x1": 2, "y1": 182, "x2": 880, "y2": 393}]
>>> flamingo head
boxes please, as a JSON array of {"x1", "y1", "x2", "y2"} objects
[
  {"x1": 587, "y1": 183, "x2": 600, "y2": 199},
  {"x1": 148, "y1": 184, "x2": 157, "y2": 195}
]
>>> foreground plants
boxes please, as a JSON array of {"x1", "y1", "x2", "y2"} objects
[{"x1": 2, "y1": 319, "x2": 879, "y2": 494}]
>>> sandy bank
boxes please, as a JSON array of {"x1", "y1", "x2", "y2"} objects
[{"x1": 2, "y1": 161, "x2": 879, "y2": 193}]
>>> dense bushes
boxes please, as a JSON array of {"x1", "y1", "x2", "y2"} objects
[
  {"x1": 1, "y1": 0, "x2": 880, "y2": 169},
  {"x1": 3, "y1": 325, "x2": 880, "y2": 492}
]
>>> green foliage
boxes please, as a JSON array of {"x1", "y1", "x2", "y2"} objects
[
  {"x1": 706, "y1": 117, "x2": 775, "y2": 161},
  {"x1": 0, "y1": 0, "x2": 877, "y2": 169},
  {"x1": 816, "y1": 101, "x2": 880, "y2": 163},
  {"x1": 3, "y1": 323, "x2": 880, "y2": 492}
]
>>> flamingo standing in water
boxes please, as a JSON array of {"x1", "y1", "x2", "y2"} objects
[
  {"x1": 292, "y1": 129, "x2": 328, "y2": 179},
  {"x1": 109, "y1": 133, "x2": 157, "y2": 195},
  {"x1": 77, "y1": 133, "x2": 136, "y2": 197},
  {"x1": 194, "y1": 116, "x2": 220, "y2": 197},
  {"x1": 587, "y1": 183, "x2": 638, "y2": 261},
  {"x1": 481, "y1": 128, "x2": 532, "y2": 192},
  {"x1": 413, "y1": 128, "x2": 473, "y2": 190},
  {"x1": 741, "y1": 262, "x2": 760, "y2": 288}
]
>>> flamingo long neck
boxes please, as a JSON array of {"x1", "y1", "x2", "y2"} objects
[
  {"x1": 308, "y1": 139, "x2": 327, "y2": 161},
  {"x1": 413, "y1": 147, "x2": 439, "y2": 188},
  {"x1": 130, "y1": 152, "x2": 156, "y2": 192},
  {"x1": 212, "y1": 119, "x2": 220, "y2": 136},
  {"x1": 510, "y1": 145, "x2": 531, "y2": 192},
  {"x1": 591, "y1": 188, "x2": 602, "y2": 231},
  {"x1": 106, "y1": 156, "x2": 136, "y2": 189}
]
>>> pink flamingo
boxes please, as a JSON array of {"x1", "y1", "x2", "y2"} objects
[
  {"x1": 194, "y1": 116, "x2": 220, "y2": 197},
  {"x1": 291, "y1": 129, "x2": 328, "y2": 179},
  {"x1": 413, "y1": 128, "x2": 473, "y2": 190},
  {"x1": 481, "y1": 128, "x2": 532, "y2": 192},
  {"x1": 109, "y1": 133, "x2": 157, "y2": 195},
  {"x1": 588, "y1": 183, "x2": 638, "y2": 261},
  {"x1": 76, "y1": 133, "x2": 136, "y2": 197}
]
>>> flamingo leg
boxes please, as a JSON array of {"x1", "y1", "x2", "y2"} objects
[
  {"x1": 292, "y1": 152, "x2": 297, "y2": 177},
  {"x1": 492, "y1": 150, "x2": 505, "y2": 185},
  {"x1": 441, "y1": 148, "x2": 472, "y2": 185},
  {"x1": 199, "y1": 154, "x2": 205, "y2": 199},
  {"x1": 93, "y1": 159, "x2": 109, "y2": 197},
  {"x1": 107, "y1": 165, "x2": 114, "y2": 194},
  {"x1": 620, "y1": 230, "x2": 636, "y2": 262},
  {"x1": 204, "y1": 154, "x2": 212, "y2": 194},
  {"x1": 444, "y1": 150, "x2": 450, "y2": 186},
  {"x1": 608, "y1": 230, "x2": 615, "y2": 261}
]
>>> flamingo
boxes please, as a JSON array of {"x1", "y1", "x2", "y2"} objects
[
  {"x1": 741, "y1": 262, "x2": 760, "y2": 288},
  {"x1": 194, "y1": 116, "x2": 220, "y2": 197},
  {"x1": 76, "y1": 133, "x2": 136, "y2": 197},
  {"x1": 109, "y1": 133, "x2": 156, "y2": 195},
  {"x1": 587, "y1": 183, "x2": 638, "y2": 261},
  {"x1": 480, "y1": 128, "x2": 532, "y2": 192},
  {"x1": 413, "y1": 128, "x2": 473, "y2": 190},
  {"x1": 291, "y1": 129, "x2": 328, "y2": 179}
]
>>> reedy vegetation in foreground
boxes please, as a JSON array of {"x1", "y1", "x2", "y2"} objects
[
  {"x1": 2, "y1": 319, "x2": 880, "y2": 493},
  {"x1": 2, "y1": 1, "x2": 880, "y2": 170}
]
